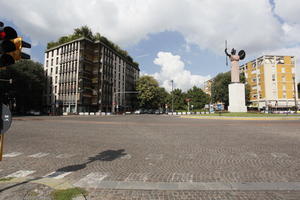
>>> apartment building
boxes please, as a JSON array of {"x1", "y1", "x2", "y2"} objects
[
  {"x1": 203, "y1": 79, "x2": 213, "y2": 96},
  {"x1": 43, "y1": 37, "x2": 139, "y2": 114},
  {"x1": 240, "y1": 55, "x2": 298, "y2": 110}
]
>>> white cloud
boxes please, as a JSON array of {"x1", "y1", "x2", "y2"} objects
[
  {"x1": 0, "y1": 0, "x2": 286, "y2": 53},
  {"x1": 1, "y1": 0, "x2": 300, "y2": 81},
  {"x1": 152, "y1": 52, "x2": 210, "y2": 92}
]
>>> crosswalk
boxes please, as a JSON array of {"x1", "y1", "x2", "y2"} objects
[{"x1": 2, "y1": 152, "x2": 75, "y2": 158}]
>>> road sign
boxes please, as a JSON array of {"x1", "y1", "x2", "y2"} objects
[{"x1": 1, "y1": 104, "x2": 12, "y2": 134}]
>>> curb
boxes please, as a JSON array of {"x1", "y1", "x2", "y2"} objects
[{"x1": 180, "y1": 115, "x2": 300, "y2": 121}]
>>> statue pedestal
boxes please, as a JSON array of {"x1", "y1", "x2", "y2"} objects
[{"x1": 228, "y1": 83, "x2": 247, "y2": 113}]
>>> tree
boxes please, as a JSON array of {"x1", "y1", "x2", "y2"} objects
[
  {"x1": 186, "y1": 86, "x2": 210, "y2": 109},
  {"x1": 169, "y1": 88, "x2": 186, "y2": 110},
  {"x1": 0, "y1": 60, "x2": 46, "y2": 114},
  {"x1": 211, "y1": 72, "x2": 231, "y2": 106},
  {"x1": 73, "y1": 25, "x2": 94, "y2": 40},
  {"x1": 211, "y1": 72, "x2": 250, "y2": 107},
  {"x1": 136, "y1": 76, "x2": 160, "y2": 109}
]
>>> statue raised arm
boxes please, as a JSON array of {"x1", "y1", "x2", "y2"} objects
[{"x1": 224, "y1": 48, "x2": 246, "y2": 83}]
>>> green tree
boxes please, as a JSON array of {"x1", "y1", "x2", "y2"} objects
[
  {"x1": 153, "y1": 87, "x2": 169, "y2": 109},
  {"x1": 169, "y1": 88, "x2": 186, "y2": 110},
  {"x1": 211, "y1": 72, "x2": 250, "y2": 107},
  {"x1": 211, "y1": 72, "x2": 231, "y2": 106},
  {"x1": 136, "y1": 75, "x2": 160, "y2": 109},
  {"x1": 186, "y1": 86, "x2": 210, "y2": 109},
  {"x1": 73, "y1": 25, "x2": 94, "y2": 40},
  {"x1": 0, "y1": 60, "x2": 46, "y2": 114}
]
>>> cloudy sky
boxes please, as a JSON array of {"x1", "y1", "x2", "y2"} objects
[{"x1": 1, "y1": 0, "x2": 300, "y2": 91}]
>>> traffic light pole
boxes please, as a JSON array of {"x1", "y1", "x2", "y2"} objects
[{"x1": 0, "y1": 99, "x2": 3, "y2": 161}]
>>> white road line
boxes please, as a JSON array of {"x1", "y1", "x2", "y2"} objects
[
  {"x1": 5, "y1": 170, "x2": 35, "y2": 178},
  {"x1": 171, "y1": 173, "x2": 193, "y2": 182},
  {"x1": 271, "y1": 153, "x2": 289, "y2": 158},
  {"x1": 56, "y1": 154, "x2": 74, "y2": 159},
  {"x1": 44, "y1": 171, "x2": 72, "y2": 179},
  {"x1": 74, "y1": 172, "x2": 108, "y2": 188},
  {"x1": 3, "y1": 152, "x2": 23, "y2": 158},
  {"x1": 125, "y1": 173, "x2": 149, "y2": 182},
  {"x1": 145, "y1": 154, "x2": 163, "y2": 160},
  {"x1": 121, "y1": 154, "x2": 132, "y2": 159},
  {"x1": 28, "y1": 152, "x2": 50, "y2": 158}
]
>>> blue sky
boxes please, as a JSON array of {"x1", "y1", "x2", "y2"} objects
[{"x1": 1, "y1": 0, "x2": 300, "y2": 91}]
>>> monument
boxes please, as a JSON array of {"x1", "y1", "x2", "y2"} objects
[{"x1": 225, "y1": 48, "x2": 247, "y2": 112}]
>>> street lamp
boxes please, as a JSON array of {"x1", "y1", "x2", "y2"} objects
[{"x1": 293, "y1": 76, "x2": 298, "y2": 111}]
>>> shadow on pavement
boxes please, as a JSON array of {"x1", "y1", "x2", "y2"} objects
[{"x1": 0, "y1": 149, "x2": 127, "y2": 193}]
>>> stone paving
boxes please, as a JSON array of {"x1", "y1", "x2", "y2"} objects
[{"x1": 0, "y1": 115, "x2": 300, "y2": 199}]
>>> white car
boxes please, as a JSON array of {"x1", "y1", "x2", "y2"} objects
[{"x1": 134, "y1": 110, "x2": 141, "y2": 114}]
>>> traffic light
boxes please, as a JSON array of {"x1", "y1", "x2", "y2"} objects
[{"x1": 0, "y1": 22, "x2": 31, "y2": 67}]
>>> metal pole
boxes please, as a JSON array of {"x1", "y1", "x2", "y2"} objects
[
  {"x1": 171, "y1": 80, "x2": 174, "y2": 114},
  {"x1": 293, "y1": 76, "x2": 298, "y2": 112}
]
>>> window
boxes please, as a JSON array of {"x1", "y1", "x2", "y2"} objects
[
  {"x1": 56, "y1": 57, "x2": 58, "y2": 65},
  {"x1": 50, "y1": 68, "x2": 53, "y2": 75},
  {"x1": 282, "y1": 84, "x2": 286, "y2": 91},
  {"x1": 272, "y1": 74, "x2": 276, "y2": 81},
  {"x1": 46, "y1": 60, "x2": 48, "y2": 67},
  {"x1": 51, "y1": 59, "x2": 53, "y2": 66},
  {"x1": 55, "y1": 86, "x2": 57, "y2": 93},
  {"x1": 282, "y1": 76, "x2": 286, "y2": 82},
  {"x1": 282, "y1": 67, "x2": 285, "y2": 73},
  {"x1": 283, "y1": 91, "x2": 286, "y2": 99},
  {"x1": 55, "y1": 67, "x2": 58, "y2": 74},
  {"x1": 51, "y1": 51, "x2": 53, "y2": 57},
  {"x1": 55, "y1": 76, "x2": 57, "y2": 84}
]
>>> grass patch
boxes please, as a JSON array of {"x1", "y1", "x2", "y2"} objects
[
  {"x1": 0, "y1": 177, "x2": 14, "y2": 182},
  {"x1": 51, "y1": 187, "x2": 87, "y2": 200}
]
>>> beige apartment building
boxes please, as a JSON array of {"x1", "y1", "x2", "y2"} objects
[{"x1": 240, "y1": 55, "x2": 298, "y2": 110}]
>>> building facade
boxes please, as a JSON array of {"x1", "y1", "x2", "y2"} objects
[
  {"x1": 240, "y1": 55, "x2": 298, "y2": 110},
  {"x1": 43, "y1": 37, "x2": 139, "y2": 114}
]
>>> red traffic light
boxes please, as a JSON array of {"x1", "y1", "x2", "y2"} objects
[
  {"x1": 0, "y1": 31, "x2": 6, "y2": 39},
  {"x1": 0, "y1": 27, "x2": 17, "y2": 40}
]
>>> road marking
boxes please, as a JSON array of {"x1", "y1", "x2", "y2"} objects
[
  {"x1": 171, "y1": 173, "x2": 193, "y2": 182},
  {"x1": 44, "y1": 171, "x2": 72, "y2": 179},
  {"x1": 28, "y1": 152, "x2": 50, "y2": 158},
  {"x1": 125, "y1": 173, "x2": 149, "y2": 182},
  {"x1": 74, "y1": 172, "x2": 108, "y2": 188},
  {"x1": 5, "y1": 170, "x2": 35, "y2": 178},
  {"x1": 271, "y1": 153, "x2": 289, "y2": 158},
  {"x1": 3, "y1": 152, "x2": 23, "y2": 158},
  {"x1": 244, "y1": 152, "x2": 258, "y2": 158},
  {"x1": 145, "y1": 154, "x2": 163, "y2": 160},
  {"x1": 56, "y1": 154, "x2": 75, "y2": 159},
  {"x1": 121, "y1": 154, "x2": 132, "y2": 159}
]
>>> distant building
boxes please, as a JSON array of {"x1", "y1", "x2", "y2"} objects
[
  {"x1": 203, "y1": 79, "x2": 213, "y2": 96},
  {"x1": 240, "y1": 55, "x2": 298, "y2": 110},
  {"x1": 43, "y1": 37, "x2": 139, "y2": 114}
]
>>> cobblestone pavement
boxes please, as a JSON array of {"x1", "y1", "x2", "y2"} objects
[{"x1": 0, "y1": 115, "x2": 300, "y2": 199}]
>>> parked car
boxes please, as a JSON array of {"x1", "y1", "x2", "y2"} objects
[{"x1": 134, "y1": 110, "x2": 141, "y2": 114}]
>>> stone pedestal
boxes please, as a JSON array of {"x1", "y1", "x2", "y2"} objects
[{"x1": 228, "y1": 83, "x2": 247, "y2": 112}]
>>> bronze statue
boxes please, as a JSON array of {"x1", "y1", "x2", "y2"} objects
[{"x1": 225, "y1": 48, "x2": 246, "y2": 83}]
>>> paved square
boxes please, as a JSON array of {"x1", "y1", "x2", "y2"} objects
[{"x1": 0, "y1": 115, "x2": 300, "y2": 199}]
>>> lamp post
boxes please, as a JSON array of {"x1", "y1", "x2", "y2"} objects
[{"x1": 293, "y1": 76, "x2": 298, "y2": 111}]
